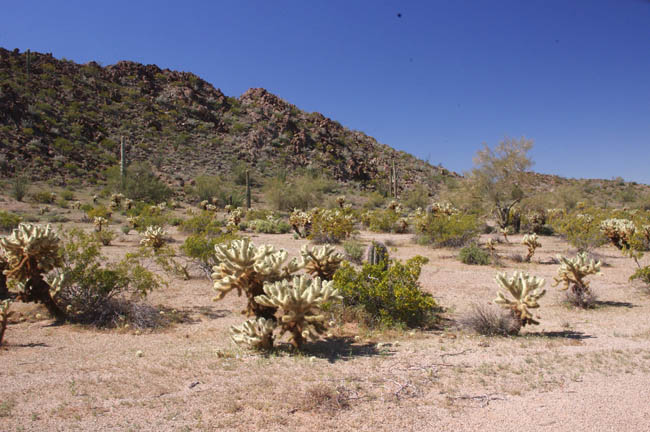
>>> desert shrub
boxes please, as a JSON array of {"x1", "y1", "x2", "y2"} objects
[
  {"x1": 0, "y1": 211, "x2": 21, "y2": 232},
  {"x1": 550, "y1": 210, "x2": 607, "y2": 252},
  {"x1": 179, "y1": 210, "x2": 222, "y2": 235},
  {"x1": 86, "y1": 206, "x2": 112, "y2": 220},
  {"x1": 248, "y1": 217, "x2": 291, "y2": 234},
  {"x1": 181, "y1": 231, "x2": 238, "y2": 276},
  {"x1": 310, "y1": 209, "x2": 356, "y2": 243},
  {"x1": 113, "y1": 162, "x2": 172, "y2": 203},
  {"x1": 630, "y1": 266, "x2": 650, "y2": 295},
  {"x1": 120, "y1": 225, "x2": 131, "y2": 235},
  {"x1": 461, "y1": 303, "x2": 520, "y2": 336},
  {"x1": 128, "y1": 204, "x2": 168, "y2": 231},
  {"x1": 193, "y1": 174, "x2": 223, "y2": 202},
  {"x1": 244, "y1": 208, "x2": 274, "y2": 221},
  {"x1": 264, "y1": 174, "x2": 336, "y2": 211},
  {"x1": 342, "y1": 240, "x2": 364, "y2": 264},
  {"x1": 364, "y1": 209, "x2": 400, "y2": 233},
  {"x1": 402, "y1": 184, "x2": 430, "y2": 210},
  {"x1": 332, "y1": 256, "x2": 438, "y2": 328},
  {"x1": 94, "y1": 229, "x2": 116, "y2": 246},
  {"x1": 56, "y1": 229, "x2": 164, "y2": 328},
  {"x1": 362, "y1": 191, "x2": 387, "y2": 209},
  {"x1": 10, "y1": 176, "x2": 29, "y2": 202},
  {"x1": 61, "y1": 190, "x2": 74, "y2": 201},
  {"x1": 31, "y1": 190, "x2": 55, "y2": 204},
  {"x1": 459, "y1": 243, "x2": 490, "y2": 265},
  {"x1": 413, "y1": 213, "x2": 480, "y2": 248}
]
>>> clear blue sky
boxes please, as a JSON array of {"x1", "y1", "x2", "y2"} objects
[{"x1": 3, "y1": 1, "x2": 650, "y2": 183}]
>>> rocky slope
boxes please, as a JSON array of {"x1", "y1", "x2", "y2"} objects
[{"x1": 0, "y1": 48, "x2": 450, "y2": 190}]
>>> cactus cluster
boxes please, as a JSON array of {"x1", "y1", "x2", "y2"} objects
[
  {"x1": 300, "y1": 244, "x2": 344, "y2": 280},
  {"x1": 552, "y1": 252, "x2": 601, "y2": 308},
  {"x1": 336, "y1": 195, "x2": 346, "y2": 208},
  {"x1": 0, "y1": 223, "x2": 65, "y2": 319},
  {"x1": 289, "y1": 209, "x2": 312, "y2": 238},
  {"x1": 140, "y1": 226, "x2": 167, "y2": 250},
  {"x1": 522, "y1": 233, "x2": 541, "y2": 262},
  {"x1": 494, "y1": 271, "x2": 546, "y2": 327},
  {"x1": 426, "y1": 202, "x2": 458, "y2": 216},
  {"x1": 110, "y1": 193, "x2": 124, "y2": 209},
  {"x1": 255, "y1": 275, "x2": 341, "y2": 348},
  {"x1": 212, "y1": 238, "x2": 342, "y2": 349},
  {"x1": 600, "y1": 218, "x2": 635, "y2": 250}
]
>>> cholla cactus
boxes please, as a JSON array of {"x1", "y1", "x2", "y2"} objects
[
  {"x1": 92, "y1": 194, "x2": 99, "y2": 204},
  {"x1": 71, "y1": 201, "x2": 82, "y2": 210},
  {"x1": 255, "y1": 275, "x2": 342, "y2": 348},
  {"x1": 110, "y1": 193, "x2": 124, "y2": 209},
  {"x1": 211, "y1": 238, "x2": 301, "y2": 318},
  {"x1": 230, "y1": 317, "x2": 276, "y2": 350},
  {"x1": 0, "y1": 223, "x2": 65, "y2": 320},
  {"x1": 206, "y1": 204, "x2": 217, "y2": 212},
  {"x1": 199, "y1": 200, "x2": 209, "y2": 210},
  {"x1": 494, "y1": 271, "x2": 546, "y2": 328},
  {"x1": 387, "y1": 200, "x2": 400, "y2": 211},
  {"x1": 395, "y1": 217, "x2": 409, "y2": 234},
  {"x1": 576, "y1": 213, "x2": 594, "y2": 224},
  {"x1": 124, "y1": 198, "x2": 133, "y2": 210},
  {"x1": 228, "y1": 208, "x2": 243, "y2": 226},
  {"x1": 140, "y1": 226, "x2": 167, "y2": 250},
  {"x1": 224, "y1": 204, "x2": 233, "y2": 213},
  {"x1": 0, "y1": 299, "x2": 11, "y2": 346},
  {"x1": 600, "y1": 218, "x2": 635, "y2": 250},
  {"x1": 552, "y1": 253, "x2": 601, "y2": 308},
  {"x1": 127, "y1": 216, "x2": 140, "y2": 228},
  {"x1": 289, "y1": 209, "x2": 312, "y2": 238},
  {"x1": 300, "y1": 244, "x2": 344, "y2": 280},
  {"x1": 93, "y1": 217, "x2": 108, "y2": 232},
  {"x1": 500, "y1": 227, "x2": 509, "y2": 243},
  {"x1": 522, "y1": 233, "x2": 541, "y2": 263},
  {"x1": 336, "y1": 195, "x2": 346, "y2": 208},
  {"x1": 484, "y1": 238, "x2": 497, "y2": 253},
  {"x1": 426, "y1": 202, "x2": 458, "y2": 216}
]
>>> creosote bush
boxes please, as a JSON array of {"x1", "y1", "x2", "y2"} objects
[
  {"x1": 332, "y1": 256, "x2": 438, "y2": 328},
  {"x1": 459, "y1": 243, "x2": 490, "y2": 265},
  {"x1": 0, "y1": 211, "x2": 21, "y2": 233},
  {"x1": 413, "y1": 212, "x2": 480, "y2": 248}
]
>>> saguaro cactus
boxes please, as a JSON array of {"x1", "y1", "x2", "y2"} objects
[
  {"x1": 0, "y1": 223, "x2": 65, "y2": 320},
  {"x1": 255, "y1": 275, "x2": 341, "y2": 348},
  {"x1": 245, "y1": 170, "x2": 251, "y2": 209},
  {"x1": 494, "y1": 271, "x2": 546, "y2": 328}
]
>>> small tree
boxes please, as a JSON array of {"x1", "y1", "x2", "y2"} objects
[{"x1": 468, "y1": 137, "x2": 534, "y2": 230}]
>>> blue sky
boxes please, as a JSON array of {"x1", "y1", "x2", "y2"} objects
[{"x1": 3, "y1": 1, "x2": 650, "y2": 183}]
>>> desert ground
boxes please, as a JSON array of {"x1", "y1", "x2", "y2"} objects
[{"x1": 1, "y1": 199, "x2": 649, "y2": 432}]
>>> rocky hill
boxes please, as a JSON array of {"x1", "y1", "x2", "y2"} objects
[{"x1": 0, "y1": 47, "x2": 450, "y2": 190}]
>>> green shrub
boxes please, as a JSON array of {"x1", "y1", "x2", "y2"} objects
[
  {"x1": 402, "y1": 184, "x2": 430, "y2": 210},
  {"x1": 86, "y1": 206, "x2": 112, "y2": 220},
  {"x1": 364, "y1": 209, "x2": 400, "y2": 233},
  {"x1": 94, "y1": 229, "x2": 116, "y2": 246},
  {"x1": 56, "y1": 229, "x2": 164, "y2": 328},
  {"x1": 264, "y1": 174, "x2": 336, "y2": 211},
  {"x1": 550, "y1": 210, "x2": 607, "y2": 252},
  {"x1": 179, "y1": 211, "x2": 222, "y2": 235},
  {"x1": 332, "y1": 256, "x2": 438, "y2": 328},
  {"x1": 128, "y1": 205, "x2": 168, "y2": 231},
  {"x1": 342, "y1": 240, "x2": 364, "y2": 264},
  {"x1": 0, "y1": 211, "x2": 21, "y2": 232},
  {"x1": 108, "y1": 163, "x2": 172, "y2": 203},
  {"x1": 31, "y1": 190, "x2": 55, "y2": 204},
  {"x1": 10, "y1": 177, "x2": 29, "y2": 202},
  {"x1": 459, "y1": 243, "x2": 490, "y2": 265},
  {"x1": 61, "y1": 190, "x2": 75, "y2": 201},
  {"x1": 181, "y1": 232, "x2": 238, "y2": 275},
  {"x1": 413, "y1": 213, "x2": 480, "y2": 248},
  {"x1": 248, "y1": 218, "x2": 291, "y2": 234},
  {"x1": 630, "y1": 266, "x2": 650, "y2": 294},
  {"x1": 193, "y1": 174, "x2": 223, "y2": 202},
  {"x1": 310, "y1": 209, "x2": 356, "y2": 243}
]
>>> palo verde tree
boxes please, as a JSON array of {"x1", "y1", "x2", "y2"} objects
[{"x1": 467, "y1": 137, "x2": 534, "y2": 230}]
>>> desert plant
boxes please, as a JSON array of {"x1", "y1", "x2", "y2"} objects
[
  {"x1": 459, "y1": 243, "x2": 490, "y2": 265},
  {"x1": 0, "y1": 223, "x2": 65, "y2": 320},
  {"x1": 552, "y1": 252, "x2": 601, "y2": 308},
  {"x1": 600, "y1": 218, "x2": 636, "y2": 250},
  {"x1": 94, "y1": 229, "x2": 116, "y2": 246},
  {"x1": 10, "y1": 176, "x2": 29, "y2": 202},
  {"x1": 230, "y1": 317, "x2": 276, "y2": 350},
  {"x1": 211, "y1": 238, "x2": 301, "y2": 318},
  {"x1": 299, "y1": 244, "x2": 344, "y2": 280},
  {"x1": 494, "y1": 271, "x2": 546, "y2": 328},
  {"x1": 462, "y1": 303, "x2": 520, "y2": 336},
  {"x1": 255, "y1": 275, "x2": 342, "y2": 348},
  {"x1": 413, "y1": 212, "x2": 480, "y2": 248},
  {"x1": 332, "y1": 256, "x2": 438, "y2": 328},
  {"x1": 248, "y1": 216, "x2": 291, "y2": 234},
  {"x1": 630, "y1": 266, "x2": 650, "y2": 294},
  {"x1": 342, "y1": 240, "x2": 364, "y2": 264},
  {"x1": 310, "y1": 209, "x2": 356, "y2": 243},
  {"x1": 522, "y1": 233, "x2": 541, "y2": 262},
  {"x1": 366, "y1": 241, "x2": 389, "y2": 267},
  {"x1": 0, "y1": 211, "x2": 21, "y2": 232},
  {"x1": 0, "y1": 299, "x2": 11, "y2": 346},
  {"x1": 140, "y1": 226, "x2": 167, "y2": 250},
  {"x1": 289, "y1": 209, "x2": 312, "y2": 238},
  {"x1": 0, "y1": 255, "x2": 8, "y2": 299},
  {"x1": 93, "y1": 216, "x2": 108, "y2": 232}
]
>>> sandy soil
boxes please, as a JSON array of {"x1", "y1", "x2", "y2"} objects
[{"x1": 1, "y1": 202, "x2": 649, "y2": 431}]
